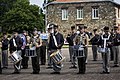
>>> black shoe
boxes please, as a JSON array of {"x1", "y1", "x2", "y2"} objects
[
  {"x1": 46, "y1": 66, "x2": 53, "y2": 69},
  {"x1": 69, "y1": 60, "x2": 72, "y2": 62},
  {"x1": 0, "y1": 71, "x2": 2, "y2": 74},
  {"x1": 12, "y1": 72, "x2": 20, "y2": 74},
  {"x1": 21, "y1": 67, "x2": 28, "y2": 69},
  {"x1": 100, "y1": 71, "x2": 110, "y2": 74},
  {"x1": 41, "y1": 63, "x2": 45, "y2": 65},
  {"x1": 113, "y1": 65, "x2": 119, "y2": 67},
  {"x1": 2, "y1": 67, "x2": 8, "y2": 69},
  {"x1": 93, "y1": 60, "x2": 97, "y2": 61},
  {"x1": 51, "y1": 72, "x2": 60, "y2": 74},
  {"x1": 77, "y1": 72, "x2": 85, "y2": 74},
  {"x1": 69, "y1": 66, "x2": 77, "y2": 69},
  {"x1": 31, "y1": 72, "x2": 39, "y2": 74}
]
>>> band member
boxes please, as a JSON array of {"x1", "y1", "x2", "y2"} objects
[
  {"x1": 89, "y1": 29, "x2": 99, "y2": 61},
  {"x1": 66, "y1": 26, "x2": 77, "y2": 63},
  {"x1": 110, "y1": 29, "x2": 114, "y2": 61},
  {"x1": 9, "y1": 31, "x2": 23, "y2": 74},
  {"x1": 0, "y1": 59, "x2": 2, "y2": 74},
  {"x1": 83, "y1": 26, "x2": 90, "y2": 63},
  {"x1": 0, "y1": 42, "x2": 2, "y2": 74},
  {"x1": 74, "y1": 26, "x2": 89, "y2": 74},
  {"x1": 31, "y1": 29, "x2": 42, "y2": 74},
  {"x1": 98, "y1": 26, "x2": 112, "y2": 74},
  {"x1": 48, "y1": 24, "x2": 64, "y2": 74},
  {"x1": 1, "y1": 33, "x2": 9, "y2": 69},
  {"x1": 21, "y1": 30, "x2": 29, "y2": 69},
  {"x1": 84, "y1": 26, "x2": 92, "y2": 39},
  {"x1": 112, "y1": 26, "x2": 120, "y2": 67},
  {"x1": 46, "y1": 24, "x2": 53, "y2": 69},
  {"x1": 40, "y1": 31, "x2": 47, "y2": 65}
]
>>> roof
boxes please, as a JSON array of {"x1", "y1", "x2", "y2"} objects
[
  {"x1": 55, "y1": 0, "x2": 82, "y2": 2},
  {"x1": 45, "y1": 0, "x2": 120, "y2": 7}
]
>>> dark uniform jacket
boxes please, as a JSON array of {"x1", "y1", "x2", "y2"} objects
[
  {"x1": 9, "y1": 36, "x2": 23, "y2": 53},
  {"x1": 66, "y1": 33, "x2": 77, "y2": 46},
  {"x1": 112, "y1": 33, "x2": 120, "y2": 46},
  {"x1": 89, "y1": 34, "x2": 100, "y2": 45},
  {"x1": 1, "y1": 38, "x2": 9, "y2": 50},
  {"x1": 48, "y1": 32, "x2": 64, "y2": 50},
  {"x1": 98, "y1": 33, "x2": 112, "y2": 48}
]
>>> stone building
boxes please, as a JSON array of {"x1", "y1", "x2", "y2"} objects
[{"x1": 45, "y1": 0, "x2": 120, "y2": 35}]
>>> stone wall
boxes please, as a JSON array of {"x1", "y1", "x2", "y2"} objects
[{"x1": 46, "y1": 1, "x2": 118, "y2": 36}]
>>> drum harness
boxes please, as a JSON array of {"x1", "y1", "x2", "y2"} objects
[{"x1": 98, "y1": 33, "x2": 111, "y2": 53}]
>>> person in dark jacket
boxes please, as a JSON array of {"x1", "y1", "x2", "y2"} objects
[
  {"x1": 21, "y1": 30, "x2": 29, "y2": 69},
  {"x1": 98, "y1": 26, "x2": 112, "y2": 74},
  {"x1": 66, "y1": 26, "x2": 77, "y2": 64},
  {"x1": 48, "y1": 24, "x2": 64, "y2": 74},
  {"x1": 112, "y1": 26, "x2": 120, "y2": 67},
  {"x1": 0, "y1": 45, "x2": 2, "y2": 74},
  {"x1": 9, "y1": 31, "x2": 23, "y2": 74},
  {"x1": 1, "y1": 33, "x2": 9, "y2": 69},
  {"x1": 89, "y1": 29, "x2": 99, "y2": 61}
]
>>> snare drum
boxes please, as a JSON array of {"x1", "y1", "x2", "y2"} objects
[
  {"x1": 25, "y1": 49, "x2": 37, "y2": 57},
  {"x1": 74, "y1": 45, "x2": 85, "y2": 57},
  {"x1": 50, "y1": 50, "x2": 65, "y2": 64},
  {"x1": 9, "y1": 51, "x2": 22, "y2": 64},
  {"x1": 98, "y1": 47, "x2": 109, "y2": 53}
]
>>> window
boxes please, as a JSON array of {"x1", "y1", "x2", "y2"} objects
[
  {"x1": 118, "y1": 8, "x2": 120, "y2": 19},
  {"x1": 62, "y1": 9, "x2": 68, "y2": 20},
  {"x1": 77, "y1": 8, "x2": 83, "y2": 19},
  {"x1": 92, "y1": 7, "x2": 99, "y2": 19}
]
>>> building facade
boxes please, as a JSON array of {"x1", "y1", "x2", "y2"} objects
[{"x1": 45, "y1": 0, "x2": 120, "y2": 35}]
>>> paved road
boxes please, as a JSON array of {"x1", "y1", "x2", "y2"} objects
[{"x1": 0, "y1": 47, "x2": 120, "y2": 80}]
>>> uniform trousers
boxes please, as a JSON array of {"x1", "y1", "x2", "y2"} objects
[
  {"x1": 112, "y1": 46, "x2": 120, "y2": 66},
  {"x1": 101, "y1": 49, "x2": 110, "y2": 72},
  {"x1": 31, "y1": 48, "x2": 40, "y2": 73},
  {"x1": 92, "y1": 45, "x2": 98, "y2": 61},
  {"x1": 2, "y1": 50, "x2": 8, "y2": 67},
  {"x1": 21, "y1": 49, "x2": 29, "y2": 68}
]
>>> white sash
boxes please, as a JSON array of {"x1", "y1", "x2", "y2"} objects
[
  {"x1": 53, "y1": 35, "x2": 58, "y2": 47},
  {"x1": 101, "y1": 34, "x2": 110, "y2": 49},
  {"x1": 13, "y1": 38, "x2": 17, "y2": 47}
]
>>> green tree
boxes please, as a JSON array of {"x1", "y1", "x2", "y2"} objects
[{"x1": 1, "y1": 0, "x2": 45, "y2": 33}]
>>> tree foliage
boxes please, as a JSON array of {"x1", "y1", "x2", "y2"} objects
[{"x1": 0, "y1": 0, "x2": 45, "y2": 33}]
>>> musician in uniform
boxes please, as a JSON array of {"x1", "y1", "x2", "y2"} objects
[
  {"x1": 48, "y1": 24, "x2": 64, "y2": 74},
  {"x1": 112, "y1": 26, "x2": 120, "y2": 67},
  {"x1": 89, "y1": 29, "x2": 99, "y2": 61},
  {"x1": 40, "y1": 31, "x2": 47, "y2": 65},
  {"x1": 66, "y1": 26, "x2": 77, "y2": 62},
  {"x1": 1, "y1": 33, "x2": 9, "y2": 69},
  {"x1": 46, "y1": 24, "x2": 53, "y2": 69},
  {"x1": 21, "y1": 30, "x2": 29, "y2": 69},
  {"x1": 0, "y1": 42, "x2": 2, "y2": 74},
  {"x1": 74, "y1": 26, "x2": 89, "y2": 74},
  {"x1": 0, "y1": 57, "x2": 2, "y2": 74},
  {"x1": 110, "y1": 29, "x2": 114, "y2": 61},
  {"x1": 31, "y1": 29, "x2": 42, "y2": 74},
  {"x1": 98, "y1": 26, "x2": 112, "y2": 74},
  {"x1": 9, "y1": 31, "x2": 23, "y2": 74}
]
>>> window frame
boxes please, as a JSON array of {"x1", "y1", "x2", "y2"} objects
[
  {"x1": 92, "y1": 7, "x2": 99, "y2": 19},
  {"x1": 77, "y1": 8, "x2": 83, "y2": 20},
  {"x1": 62, "y1": 9, "x2": 68, "y2": 20}
]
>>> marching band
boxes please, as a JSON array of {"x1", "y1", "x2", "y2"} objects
[{"x1": 1, "y1": 23, "x2": 120, "y2": 74}]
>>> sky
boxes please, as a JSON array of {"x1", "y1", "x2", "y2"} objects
[{"x1": 29, "y1": 0, "x2": 120, "y2": 7}]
